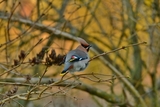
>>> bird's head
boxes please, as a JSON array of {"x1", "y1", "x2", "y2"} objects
[{"x1": 77, "y1": 37, "x2": 91, "y2": 52}]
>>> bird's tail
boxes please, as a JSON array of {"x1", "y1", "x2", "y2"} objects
[
  {"x1": 61, "y1": 65, "x2": 73, "y2": 75},
  {"x1": 60, "y1": 70, "x2": 68, "y2": 75}
]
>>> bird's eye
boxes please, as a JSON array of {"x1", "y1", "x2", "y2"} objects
[{"x1": 81, "y1": 44, "x2": 88, "y2": 48}]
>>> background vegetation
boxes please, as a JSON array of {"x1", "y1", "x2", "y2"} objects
[{"x1": 0, "y1": 0, "x2": 159, "y2": 107}]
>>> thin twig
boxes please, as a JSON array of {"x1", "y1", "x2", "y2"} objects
[
  {"x1": 7, "y1": 2, "x2": 20, "y2": 41},
  {"x1": 89, "y1": 41, "x2": 147, "y2": 62},
  {"x1": 38, "y1": 66, "x2": 48, "y2": 84},
  {"x1": 0, "y1": 39, "x2": 43, "y2": 77}
]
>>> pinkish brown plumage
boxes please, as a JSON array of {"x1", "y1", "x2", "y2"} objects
[{"x1": 76, "y1": 37, "x2": 91, "y2": 52}]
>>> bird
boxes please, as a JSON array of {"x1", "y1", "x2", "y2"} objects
[{"x1": 61, "y1": 38, "x2": 91, "y2": 74}]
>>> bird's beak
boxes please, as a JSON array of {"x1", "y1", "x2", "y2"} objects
[{"x1": 86, "y1": 45, "x2": 91, "y2": 52}]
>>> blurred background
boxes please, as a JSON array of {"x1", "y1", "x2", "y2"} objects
[{"x1": 0, "y1": 0, "x2": 159, "y2": 107}]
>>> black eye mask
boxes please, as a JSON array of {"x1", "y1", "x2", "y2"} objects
[{"x1": 81, "y1": 44, "x2": 91, "y2": 52}]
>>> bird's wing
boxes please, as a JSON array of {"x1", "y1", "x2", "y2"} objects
[
  {"x1": 66, "y1": 49, "x2": 88, "y2": 62},
  {"x1": 68, "y1": 55, "x2": 87, "y2": 62}
]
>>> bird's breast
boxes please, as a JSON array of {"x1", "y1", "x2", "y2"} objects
[{"x1": 72, "y1": 59, "x2": 89, "y2": 71}]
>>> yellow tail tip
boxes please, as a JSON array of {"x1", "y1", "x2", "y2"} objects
[
  {"x1": 60, "y1": 73, "x2": 65, "y2": 76},
  {"x1": 60, "y1": 72, "x2": 68, "y2": 76}
]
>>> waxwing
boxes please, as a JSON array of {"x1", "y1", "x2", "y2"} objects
[{"x1": 61, "y1": 38, "x2": 91, "y2": 74}]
